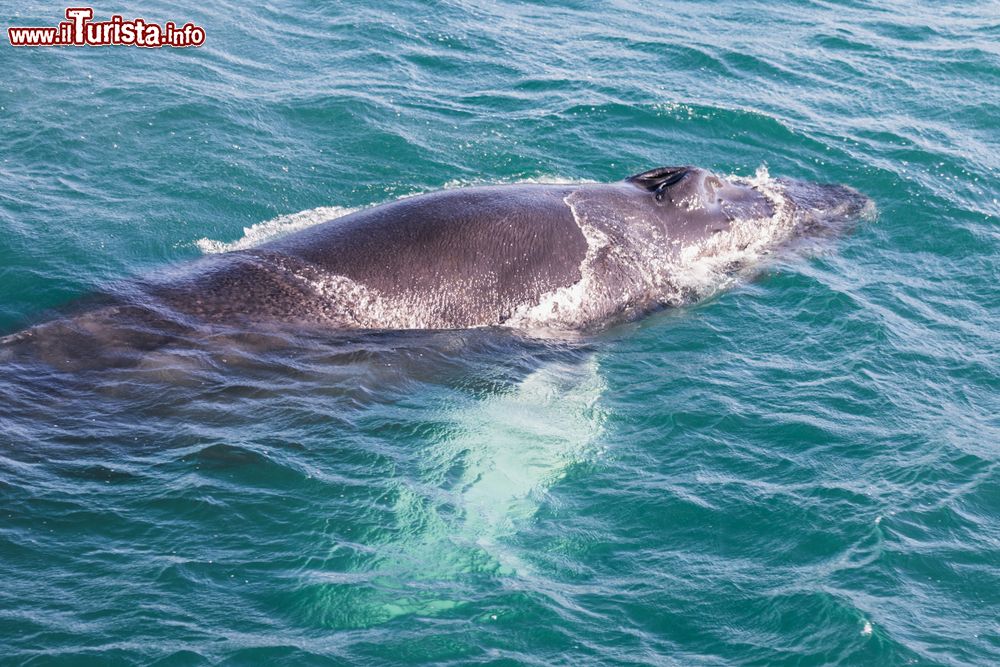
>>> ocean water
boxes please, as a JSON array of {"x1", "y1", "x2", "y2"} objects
[{"x1": 1, "y1": 0, "x2": 998, "y2": 664}]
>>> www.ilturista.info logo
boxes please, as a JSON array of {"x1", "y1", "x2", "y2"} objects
[{"x1": 8, "y1": 8, "x2": 205, "y2": 48}]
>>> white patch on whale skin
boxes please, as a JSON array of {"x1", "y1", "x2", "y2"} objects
[
  {"x1": 507, "y1": 166, "x2": 805, "y2": 332},
  {"x1": 275, "y1": 255, "x2": 499, "y2": 330},
  {"x1": 504, "y1": 196, "x2": 615, "y2": 332}
]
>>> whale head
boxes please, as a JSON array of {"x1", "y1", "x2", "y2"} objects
[
  {"x1": 625, "y1": 165, "x2": 871, "y2": 242},
  {"x1": 627, "y1": 166, "x2": 774, "y2": 237},
  {"x1": 525, "y1": 165, "x2": 876, "y2": 324}
]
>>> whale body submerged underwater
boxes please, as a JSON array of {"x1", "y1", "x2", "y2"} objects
[{"x1": 2, "y1": 166, "x2": 871, "y2": 366}]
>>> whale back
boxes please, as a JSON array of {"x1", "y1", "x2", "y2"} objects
[{"x1": 156, "y1": 184, "x2": 590, "y2": 329}]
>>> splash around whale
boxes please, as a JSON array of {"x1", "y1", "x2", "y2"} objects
[{"x1": 2, "y1": 166, "x2": 871, "y2": 366}]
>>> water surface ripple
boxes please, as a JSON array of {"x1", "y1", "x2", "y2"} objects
[{"x1": 1, "y1": 0, "x2": 998, "y2": 664}]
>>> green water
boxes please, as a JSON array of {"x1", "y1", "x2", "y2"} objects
[{"x1": 1, "y1": 1, "x2": 998, "y2": 664}]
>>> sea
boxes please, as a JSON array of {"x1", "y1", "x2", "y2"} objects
[{"x1": 0, "y1": 1, "x2": 997, "y2": 664}]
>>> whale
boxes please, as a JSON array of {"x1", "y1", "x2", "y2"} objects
[
  {"x1": 151, "y1": 166, "x2": 869, "y2": 330},
  {"x1": 1, "y1": 166, "x2": 870, "y2": 366}
]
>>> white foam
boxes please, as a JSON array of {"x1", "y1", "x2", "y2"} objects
[
  {"x1": 194, "y1": 176, "x2": 591, "y2": 256},
  {"x1": 670, "y1": 166, "x2": 797, "y2": 300},
  {"x1": 195, "y1": 206, "x2": 358, "y2": 254},
  {"x1": 442, "y1": 175, "x2": 596, "y2": 189}
]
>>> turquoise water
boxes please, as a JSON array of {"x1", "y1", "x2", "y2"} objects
[{"x1": 1, "y1": 0, "x2": 998, "y2": 664}]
